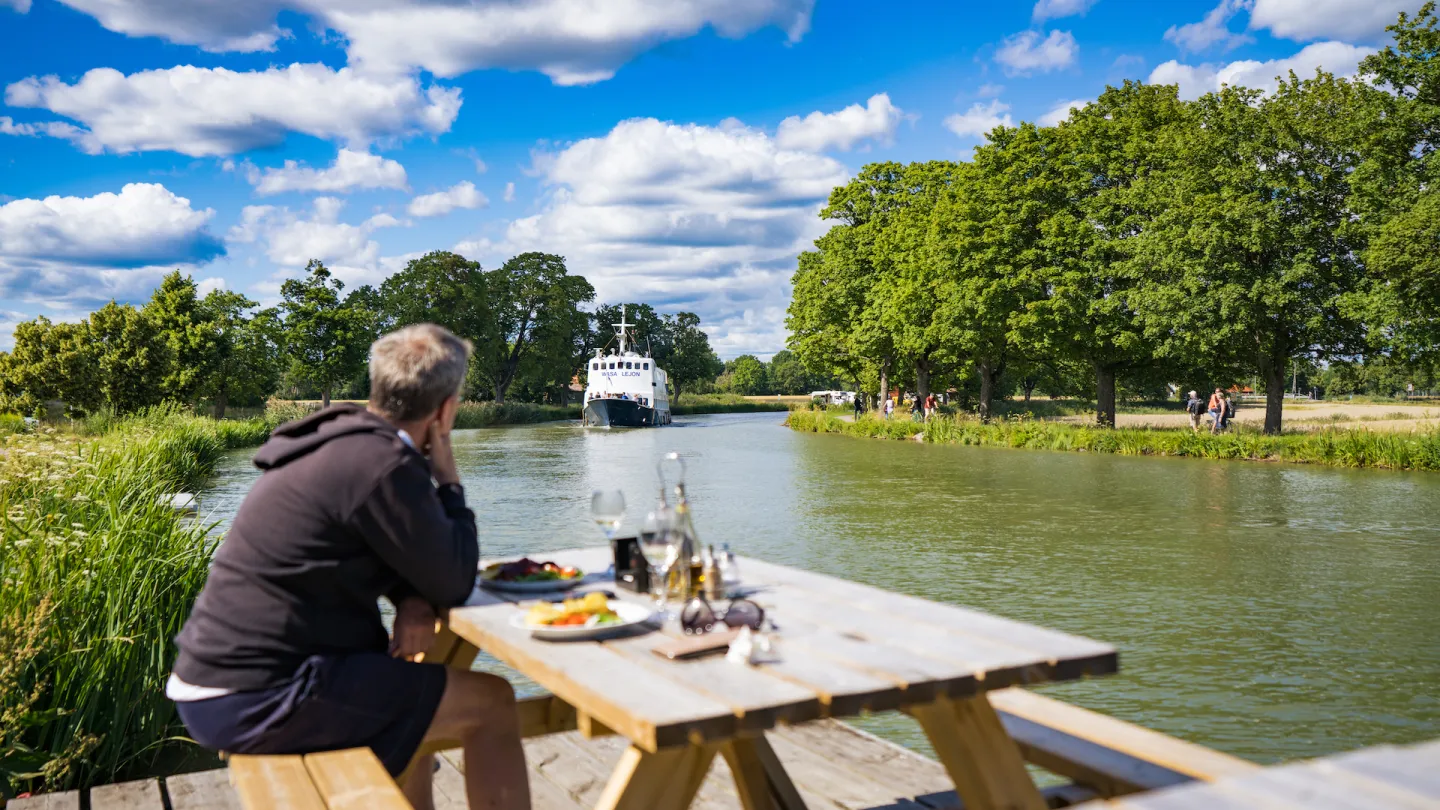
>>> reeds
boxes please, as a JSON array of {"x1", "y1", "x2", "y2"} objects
[
  {"x1": 784, "y1": 410, "x2": 1440, "y2": 471},
  {"x1": 0, "y1": 407, "x2": 273, "y2": 799}
]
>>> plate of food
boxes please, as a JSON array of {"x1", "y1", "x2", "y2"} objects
[
  {"x1": 479, "y1": 558, "x2": 585, "y2": 593},
  {"x1": 510, "y1": 592, "x2": 654, "y2": 641}
]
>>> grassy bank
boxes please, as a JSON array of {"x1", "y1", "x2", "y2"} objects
[
  {"x1": 786, "y1": 409, "x2": 1440, "y2": 471},
  {"x1": 672, "y1": 394, "x2": 789, "y2": 415},
  {"x1": 0, "y1": 408, "x2": 276, "y2": 800}
]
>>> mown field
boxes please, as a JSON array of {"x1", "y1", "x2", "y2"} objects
[{"x1": 786, "y1": 409, "x2": 1440, "y2": 472}]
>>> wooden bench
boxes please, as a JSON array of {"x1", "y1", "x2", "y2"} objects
[{"x1": 9, "y1": 689, "x2": 1259, "y2": 809}]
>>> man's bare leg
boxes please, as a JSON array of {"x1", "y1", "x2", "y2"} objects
[
  {"x1": 410, "y1": 669, "x2": 530, "y2": 810},
  {"x1": 403, "y1": 753, "x2": 437, "y2": 809}
]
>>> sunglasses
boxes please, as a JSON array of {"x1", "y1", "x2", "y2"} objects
[{"x1": 679, "y1": 597, "x2": 765, "y2": 635}]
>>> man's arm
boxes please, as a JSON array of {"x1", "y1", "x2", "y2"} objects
[{"x1": 348, "y1": 456, "x2": 480, "y2": 608}]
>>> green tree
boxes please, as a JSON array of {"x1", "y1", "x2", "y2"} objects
[
  {"x1": 0, "y1": 317, "x2": 94, "y2": 416},
  {"x1": 143, "y1": 271, "x2": 217, "y2": 404},
  {"x1": 766, "y1": 349, "x2": 811, "y2": 394},
  {"x1": 662, "y1": 312, "x2": 722, "y2": 402},
  {"x1": 88, "y1": 302, "x2": 172, "y2": 414},
  {"x1": 726, "y1": 354, "x2": 768, "y2": 395},
  {"x1": 1022, "y1": 82, "x2": 1191, "y2": 426},
  {"x1": 378, "y1": 251, "x2": 496, "y2": 343},
  {"x1": 197, "y1": 291, "x2": 282, "y2": 417},
  {"x1": 280, "y1": 260, "x2": 372, "y2": 408},
  {"x1": 930, "y1": 131, "x2": 1049, "y2": 421},
  {"x1": 1132, "y1": 76, "x2": 1368, "y2": 433},
  {"x1": 1355, "y1": 4, "x2": 1440, "y2": 357},
  {"x1": 472, "y1": 253, "x2": 594, "y2": 403}
]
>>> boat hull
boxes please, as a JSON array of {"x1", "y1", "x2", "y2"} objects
[{"x1": 583, "y1": 398, "x2": 669, "y2": 428}]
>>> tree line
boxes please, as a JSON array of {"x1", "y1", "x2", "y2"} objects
[
  {"x1": 787, "y1": 5, "x2": 1440, "y2": 434},
  {"x1": 0, "y1": 251, "x2": 722, "y2": 417}
]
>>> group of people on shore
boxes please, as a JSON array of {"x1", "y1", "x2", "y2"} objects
[
  {"x1": 856, "y1": 392, "x2": 940, "y2": 420},
  {"x1": 1186, "y1": 388, "x2": 1236, "y2": 434}
]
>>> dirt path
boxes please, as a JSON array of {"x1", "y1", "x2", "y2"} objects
[{"x1": 1056, "y1": 401, "x2": 1439, "y2": 432}]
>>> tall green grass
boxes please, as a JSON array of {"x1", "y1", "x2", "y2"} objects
[
  {"x1": 785, "y1": 410, "x2": 1440, "y2": 471},
  {"x1": 0, "y1": 408, "x2": 275, "y2": 799},
  {"x1": 452, "y1": 401, "x2": 579, "y2": 428}
]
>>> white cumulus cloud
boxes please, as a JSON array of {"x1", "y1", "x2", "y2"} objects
[
  {"x1": 1149, "y1": 41, "x2": 1375, "y2": 100},
  {"x1": 48, "y1": 0, "x2": 816, "y2": 86},
  {"x1": 1038, "y1": 98, "x2": 1091, "y2": 126},
  {"x1": 490, "y1": 116, "x2": 849, "y2": 357},
  {"x1": 1032, "y1": 0, "x2": 1096, "y2": 22},
  {"x1": 503, "y1": 182, "x2": 516, "y2": 203},
  {"x1": 0, "y1": 183, "x2": 224, "y2": 309},
  {"x1": 995, "y1": 29, "x2": 1079, "y2": 76},
  {"x1": 248, "y1": 149, "x2": 409, "y2": 196},
  {"x1": 1248, "y1": 0, "x2": 1418, "y2": 43},
  {"x1": 775, "y1": 93, "x2": 903, "y2": 153},
  {"x1": 2, "y1": 0, "x2": 32, "y2": 13},
  {"x1": 944, "y1": 100, "x2": 1014, "y2": 139},
  {"x1": 5, "y1": 64, "x2": 461, "y2": 157},
  {"x1": 407, "y1": 181, "x2": 488, "y2": 218},
  {"x1": 1165, "y1": 0, "x2": 1254, "y2": 52},
  {"x1": 229, "y1": 196, "x2": 415, "y2": 291}
]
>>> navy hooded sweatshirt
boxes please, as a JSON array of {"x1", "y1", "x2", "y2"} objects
[{"x1": 173, "y1": 404, "x2": 479, "y2": 691}]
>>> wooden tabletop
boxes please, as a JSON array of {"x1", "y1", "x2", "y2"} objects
[
  {"x1": 1075, "y1": 737, "x2": 1440, "y2": 808},
  {"x1": 448, "y1": 547, "x2": 1116, "y2": 753}
]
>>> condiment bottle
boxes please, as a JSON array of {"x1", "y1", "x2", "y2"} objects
[
  {"x1": 702, "y1": 545, "x2": 724, "y2": 600},
  {"x1": 671, "y1": 480, "x2": 699, "y2": 602}
]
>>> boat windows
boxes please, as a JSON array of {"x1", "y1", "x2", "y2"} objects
[
  {"x1": 609, "y1": 363, "x2": 615, "y2": 369},
  {"x1": 625, "y1": 361, "x2": 633, "y2": 369},
  {"x1": 591, "y1": 362, "x2": 599, "y2": 370}
]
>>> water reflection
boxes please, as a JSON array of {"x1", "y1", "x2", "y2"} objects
[{"x1": 205, "y1": 413, "x2": 1440, "y2": 763}]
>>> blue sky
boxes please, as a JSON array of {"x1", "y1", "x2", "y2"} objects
[{"x1": 0, "y1": 0, "x2": 1412, "y2": 357}]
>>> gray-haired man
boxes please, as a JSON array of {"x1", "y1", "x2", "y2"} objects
[{"x1": 170, "y1": 324, "x2": 530, "y2": 810}]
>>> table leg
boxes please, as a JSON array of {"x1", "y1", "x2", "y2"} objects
[
  {"x1": 594, "y1": 743, "x2": 718, "y2": 810},
  {"x1": 721, "y1": 736, "x2": 807, "y2": 810},
  {"x1": 910, "y1": 695, "x2": 1047, "y2": 810}
]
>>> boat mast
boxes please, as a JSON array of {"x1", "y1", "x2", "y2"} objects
[{"x1": 614, "y1": 305, "x2": 633, "y2": 355}]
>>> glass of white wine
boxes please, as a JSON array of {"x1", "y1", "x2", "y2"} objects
[{"x1": 590, "y1": 489, "x2": 625, "y2": 541}]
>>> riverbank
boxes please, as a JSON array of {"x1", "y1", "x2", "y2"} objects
[
  {"x1": 786, "y1": 409, "x2": 1440, "y2": 471},
  {"x1": 0, "y1": 408, "x2": 279, "y2": 800}
]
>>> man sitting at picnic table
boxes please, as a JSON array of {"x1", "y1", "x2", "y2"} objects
[{"x1": 168, "y1": 323, "x2": 530, "y2": 810}]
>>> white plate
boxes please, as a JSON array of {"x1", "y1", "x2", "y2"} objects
[
  {"x1": 510, "y1": 600, "x2": 655, "y2": 641},
  {"x1": 479, "y1": 576, "x2": 585, "y2": 594}
]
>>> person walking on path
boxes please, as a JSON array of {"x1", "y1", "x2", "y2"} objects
[
  {"x1": 853, "y1": 393, "x2": 864, "y2": 419},
  {"x1": 910, "y1": 397, "x2": 922, "y2": 420},
  {"x1": 884, "y1": 397, "x2": 894, "y2": 418},
  {"x1": 924, "y1": 392, "x2": 938, "y2": 420},
  {"x1": 1207, "y1": 387, "x2": 1225, "y2": 435},
  {"x1": 169, "y1": 324, "x2": 530, "y2": 810},
  {"x1": 1222, "y1": 393, "x2": 1236, "y2": 431},
  {"x1": 1185, "y1": 390, "x2": 1203, "y2": 433}
]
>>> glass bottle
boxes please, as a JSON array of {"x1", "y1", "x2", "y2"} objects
[{"x1": 670, "y1": 479, "x2": 701, "y2": 601}]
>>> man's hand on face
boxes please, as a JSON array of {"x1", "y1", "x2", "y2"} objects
[
  {"x1": 390, "y1": 597, "x2": 438, "y2": 661},
  {"x1": 426, "y1": 396, "x2": 461, "y2": 487}
]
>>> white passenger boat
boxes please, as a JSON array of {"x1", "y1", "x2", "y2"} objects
[{"x1": 582, "y1": 307, "x2": 672, "y2": 428}]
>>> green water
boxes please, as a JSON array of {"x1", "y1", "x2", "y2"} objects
[{"x1": 209, "y1": 412, "x2": 1440, "y2": 764}]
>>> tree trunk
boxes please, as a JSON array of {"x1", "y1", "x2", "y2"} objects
[
  {"x1": 322, "y1": 387, "x2": 331, "y2": 409},
  {"x1": 1095, "y1": 363, "x2": 1117, "y2": 428},
  {"x1": 915, "y1": 358, "x2": 931, "y2": 403},
  {"x1": 878, "y1": 358, "x2": 890, "y2": 416},
  {"x1": 212, "y1": 390, "x2": 228, "y2": 420},
  {"x1": 1261, "y1": 358, "x2": 1286, "y2": 435},
  {"x1": 977, "y1": 361, "x2": 998, "y2": 423}
]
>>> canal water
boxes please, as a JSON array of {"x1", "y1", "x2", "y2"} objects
[{"x1": 204, "y1": 412, "x2": 1440, "y2": 765}]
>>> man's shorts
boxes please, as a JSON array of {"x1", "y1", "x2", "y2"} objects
[{"x1": 176, "y1": 653, "x2": 447, "y2": 776}]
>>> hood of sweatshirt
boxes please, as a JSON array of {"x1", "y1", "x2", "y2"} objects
[{"x1": 253, "y1": 404, "x2": 397, "y2": 470}]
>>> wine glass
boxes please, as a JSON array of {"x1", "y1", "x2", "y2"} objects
[
  {"x1": 639, "y1": 503, "x2": 679, "y2": 619},
  {"x1": 590, "y1": 489, "x2": 625, "y2": 541}
]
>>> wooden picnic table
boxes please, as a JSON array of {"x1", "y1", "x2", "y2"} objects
[
  {"x1": 435, "y1": 547, "x2": 1118, "y2": 810},
  {"x1": 1074, "y1": 737, "x2": 1440, "y2": 809}
]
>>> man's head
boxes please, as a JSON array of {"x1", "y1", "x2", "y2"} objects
[
  {"x1": 368, "y1": 324, "x2": 472, "y2": 427},
  {"x1": 1188, "y1": 390, "x2": 1197, "y2": 398}
]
